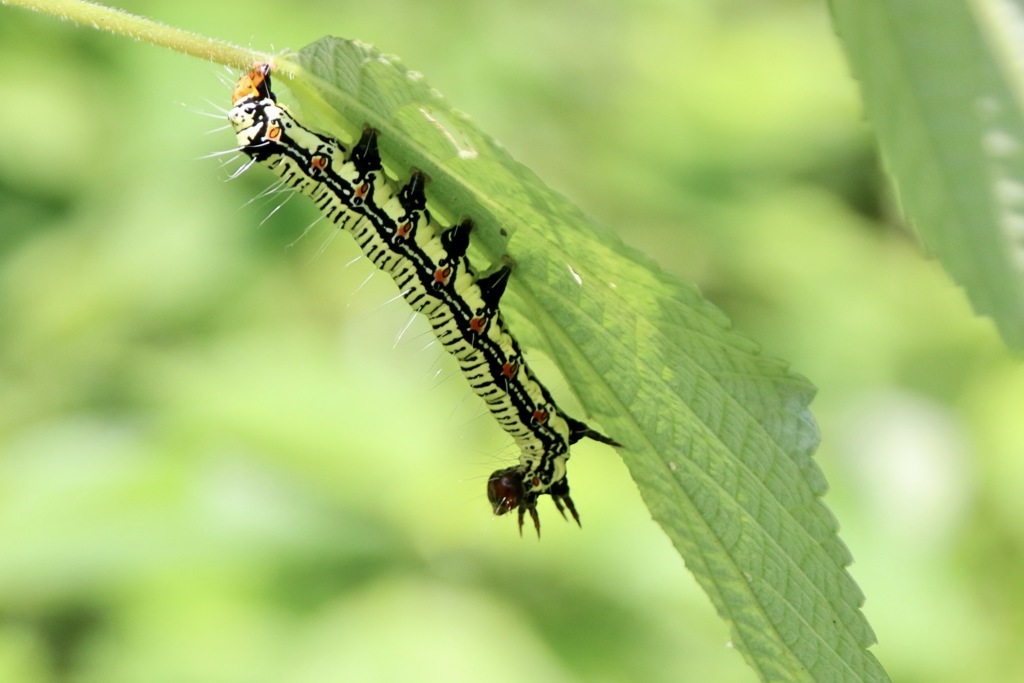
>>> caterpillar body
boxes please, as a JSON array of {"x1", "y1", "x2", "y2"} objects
[{"x1": 228, "y1": 64, "x2": 618, "y2": 535}]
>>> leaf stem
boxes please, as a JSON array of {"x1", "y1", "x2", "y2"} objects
[{"x1": 2, "y1": 0, "x2": 266, "y2": 68}]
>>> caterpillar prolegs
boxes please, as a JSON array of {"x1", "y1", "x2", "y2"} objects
[{"x1": 228, "y1": 64, "x2": 618, "y2": 535}]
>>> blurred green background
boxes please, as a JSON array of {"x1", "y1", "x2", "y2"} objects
[{"x1": 1, "y1": 0, "x2": 1021, "y2": 681}]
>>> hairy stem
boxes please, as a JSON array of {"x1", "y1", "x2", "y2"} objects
[{"x1": 2, "y1": 0, "x2": 265, "y2": 68}]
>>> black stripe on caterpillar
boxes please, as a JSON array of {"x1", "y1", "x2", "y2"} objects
[{"x1": 228, "y1": 64, "x2": 619, "y2": 535}]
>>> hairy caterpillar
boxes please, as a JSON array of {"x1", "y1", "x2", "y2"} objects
[{"x1": 228, "y1": 64, "x2": 618, "y2": 535}]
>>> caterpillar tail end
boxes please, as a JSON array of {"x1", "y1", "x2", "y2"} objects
[{"x1": 231, "y1": 63, "x2": 272, "y2": 106}]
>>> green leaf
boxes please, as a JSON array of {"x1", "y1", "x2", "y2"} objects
[
  {"x1": 828, "y1": 0, "x2": 1024, "y2": 351},
  {"x1": 272, "y1": 37, "x2": 889, "y2": 682}
]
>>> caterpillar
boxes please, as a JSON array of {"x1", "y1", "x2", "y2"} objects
[{"x1": 228, "y1": 64, "x2": 618, "y2": 535}]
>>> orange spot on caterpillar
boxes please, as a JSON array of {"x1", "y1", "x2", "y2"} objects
[
  {"x1": 434, "y1": 266, "x2": 452, "y2": 285},
  {"x1": 502, "y1": 362, "x2": 518, "y2": 378},
  {"x1": 266, "y1": 123, "x2": 282, "y2": 142},
  {"x1": 532, "y1": 410, "x2": 549, "y2": 425},
  {"x1": 356, "y1": 183, "x2": 370, "y2": 199},
  {"x1": 310, "y1": 154, "x2": 329, "y2": 174},
  {"x1": 470, "y1": 317, "x2": 487, "y2": 333},
  {"x1": 397, "y1": 222, "x2": 412, "y2": 239}
]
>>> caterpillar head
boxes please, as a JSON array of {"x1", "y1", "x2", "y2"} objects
[
  {"x1": 487, "y1": 466, "x2": 579, "y2": 536},
  {"x1": 487, "y1": 466, "x2": 525, "y2": 516}
]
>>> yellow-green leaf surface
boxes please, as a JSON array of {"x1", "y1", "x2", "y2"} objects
[
  {"x1": 829, "y1": 0, "x2": 1024, "y2": 351},
  {"x1": 269, "y1": 37, "x2": 888, "y2": 682}
]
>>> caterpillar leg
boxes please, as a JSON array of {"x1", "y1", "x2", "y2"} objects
[
  {"x1": 519, "y1": 500, "x2": 542, "y2": 538},
  {"x1": 487, "y1": 466, "x2": 580, "y2": 537},
  {"x1": 548, "y1": 477, "x2": 580, "y2": 527}
]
